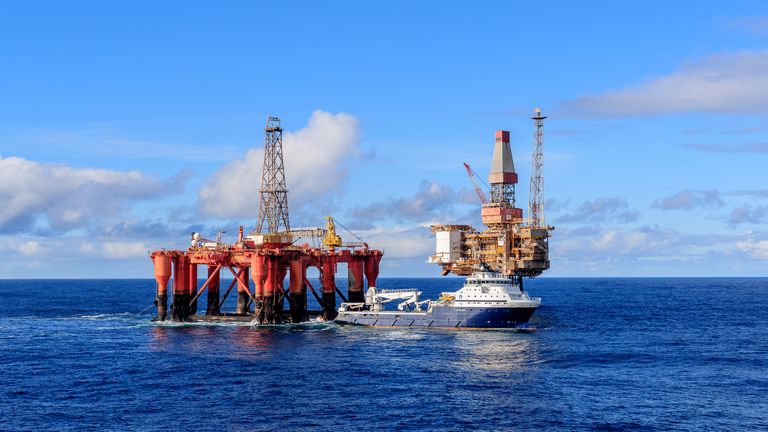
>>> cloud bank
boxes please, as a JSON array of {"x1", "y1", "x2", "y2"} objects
[
  {"x1": 559, "y1": 51, "x2": 768, "y2": 117},
  {"x1": 350, "y1": 180, "x2": 475, "y2": 226},
  {"x1": 556, "y1": 197, "x2": 638, "y2": 224},
  {"x1": 0, "y1": 155, "x2": 185, "y2": 233},
  {"x1": 683, "y1": 141, "x2": 768, "y2": 153},
  {"x1": 654, "y1": 190, "x2": 723, "y2": 210},
  {"x1": 728, "y1": 206, "x2": 768, "y2": 225}
]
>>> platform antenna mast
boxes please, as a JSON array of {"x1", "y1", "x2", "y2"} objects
[
  {"x1": 256, "y1": 115, "x2": 291, "y2": 234},
  {"x1": 529, "y1": 108, "x2": 547, "y2": 227}
]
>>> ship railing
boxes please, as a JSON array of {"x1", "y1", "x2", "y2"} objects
[
  {"x1": 377, "y1": 288, "x2": 419, "y2": 294},
  {"x1": 339, "y1": 302, "x2": 367, "y2": 312}
]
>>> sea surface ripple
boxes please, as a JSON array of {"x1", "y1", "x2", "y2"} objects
[{"x1": 0, "y1": 278, "x2": 766, "y2": 431}]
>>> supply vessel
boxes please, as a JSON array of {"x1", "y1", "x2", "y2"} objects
[
  {"x1": 336, "y1": 268, "x2": 540, "y2": 328},
  {"x1": 336, "y1": 109, "x2": 554, "y2": 329}
]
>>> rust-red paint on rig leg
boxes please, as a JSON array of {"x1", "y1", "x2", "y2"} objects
[
  {"x1": 236, "y1": 266, "x2": 250, "y2": 315},
  {"x1": 152, "y1": 253, "x2": 171, "y2": 321},
  {"x1": 251, "y1": 254, "x2": 266, "y2": 321},
  {"x1": 288, "y1": 259, "x2": 307, "y2": 323},
  {"x1": 320, "y1": 254, "x2": 337, "y2": 320},
  {"x1": 188, "y1": 263, "x2": 198, "y2": 316},
  {"x1": 172, "y1": 255, "x2": 189, "y2": 321},
  {"x1": 205, "y1": 265, "x2": 220, "y2": 316}
]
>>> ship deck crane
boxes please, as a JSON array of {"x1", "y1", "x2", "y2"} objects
[{"x1": 367, "y1": 288, "x2": 429, "y2": 312}]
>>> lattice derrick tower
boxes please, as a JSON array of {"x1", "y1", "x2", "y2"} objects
[
  {"x1": 256, "y1": 116, "x2": 291, "y2": 234},
  {"x1": 529, "y1": 109, "x2": 546, "y2": 227}
]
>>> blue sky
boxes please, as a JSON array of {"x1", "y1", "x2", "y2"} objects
[{"x1": 2, "y1": 1, "x2": 768, "y2": 277}]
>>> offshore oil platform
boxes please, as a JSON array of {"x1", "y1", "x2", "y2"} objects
[
  {"x1": 428, "y1": 109, "x2": 553, "y2": 282},
  {"x1": 149, "y1": 116, "x2": 382, "y2": 323},
  {"x1": 149, "y1": 110, "x2": 552, "y2": 327}
]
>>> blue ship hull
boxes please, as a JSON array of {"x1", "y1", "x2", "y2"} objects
[{"x1": 335, "y1": 304, "x2": 538, "y2": 329}]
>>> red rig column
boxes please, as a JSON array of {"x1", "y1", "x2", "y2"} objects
[
  {"x1": 262, "y1": 256, "x2": 279, "y2": 323},
  {"x1": 347, "y1": 255, "x2": 365, "y2": 303},
  {"x1": 288, "y1": 259, "x2": 307, "y2": 323},
  {"x1": 206, "y1": 265, "x2": 221, "y2": 316},
  {"x1": 364, "y1": 253, "x2": 382, "y2": 291},
  {"x1": 236, "y1": 267, "x2": 250, "y2": 314},
  {"x1": 188, "y1": 262, "x2": 198, "y2": 316},
  {"x1": 172, "y1": 255, "x2": 189, "y2": 321},
  {"x1": 276, "y1": 265, "x2": 288, "y2": 321},
  {"x1": 152, "y1": 253, "x2": 171, "y2": 321},
  {"x1": 320, "y1": 254, "x2": 337, "y2": 320},
  {"x1": 251, "y1": 254, "x2": 266, "y2": 322}
]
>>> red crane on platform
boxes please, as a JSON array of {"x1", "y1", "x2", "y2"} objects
[{"x1": 463, "y1": 162, "x2": 489, "y2": 205}]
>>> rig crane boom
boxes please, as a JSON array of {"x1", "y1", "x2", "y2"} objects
[{"x1": 463, "y1": 162, "x2": 489, "y2": 205}]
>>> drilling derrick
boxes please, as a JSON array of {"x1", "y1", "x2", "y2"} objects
[
  {"x1": 429, "y1": 109, "x2": 553, "y2": 279},
  {"x1": 481, "y1": 130, "x2": 524, "y2": 228},
  {"x1": 530, "y1": 108, "x2": 546, "y2": 227},
  {"x1": 257, "y1": 116, "x2": 291, "y2": 235}
]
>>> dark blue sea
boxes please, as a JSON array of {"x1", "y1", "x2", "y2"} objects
[{"x1": 1, "y1": 278, "x2": 766, "y2": 431}]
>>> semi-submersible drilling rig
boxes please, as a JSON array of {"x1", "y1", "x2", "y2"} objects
[
  {"x1": 428, "y1": 109, "x2": 554, "y2": 285},
  {"x1": 149, "y1": 116, "x2": 382, "y2": 323}
]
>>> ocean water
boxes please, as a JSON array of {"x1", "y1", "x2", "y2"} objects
[{"x1": 0, "y1": 277, "x2": 766, "y2": 431}]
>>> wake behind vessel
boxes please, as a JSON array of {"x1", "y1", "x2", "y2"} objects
[{"x1": 335, "y1": 110, "x2": 553, "y2": 329}]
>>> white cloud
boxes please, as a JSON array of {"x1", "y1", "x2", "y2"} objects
[
  {"x1": 556, "y1": 197, "x2": 638, "y2": 224},
  {"x1": 349, "y1": 180, "x2": 475, "y2": 225},
  {"x1": 555, "y1": 225, "x2": 681, "y2": 258},
  {"x1": 362, "y1": 226, "x2": 434, "y2": 260},
  {"x1": 14, "y1": 240, "x2": 42, "y2": 256},
  {"x1": 559, "y1": 51, "x2": 768, "y2": 117},
  {"x1": 0, "y1": 155, "x2": 184, "y2": 233},
  {"x1": 548, "y1": 223, "x2": 768, "y2": 276},
  {"x1": 729, "y1": 205, "x2": 768, "y2": 225},
  {"x1": 0, "y1": 233, "x2": 164, "y2": 277},
  {"x1": 654, "y1": 190, "x2": 723, "y2": 210},
  {"x1": 198, "y1": 110, "x2": 361, "y2": 218},
  {"x1": 683, "y1": 141, "x2": 768, "y2": 153},
  {"x1": 736, "y1": 239, "x2": 768, "y2": 259},
  {"x1": 102, "y1": 241, "x2": 149, "y2": 259}
]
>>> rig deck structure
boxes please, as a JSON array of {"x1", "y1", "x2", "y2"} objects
[
  {"x1": 150, "y1": 236, "x2": 382, "y2": 323},
  {"x1": 428, "y1": 109, "x2": 554, "y2": 283},
  {"x1": 149, "y1": 116, "x2": 383, "y2": 323}
]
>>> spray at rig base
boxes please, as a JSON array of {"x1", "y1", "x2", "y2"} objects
[
  {"x1": 336, "y1": 109, "x2": 554, "y2": 329},
  {"x1": 149, "y1": 116, "x2": 382, "y2": 324}
]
